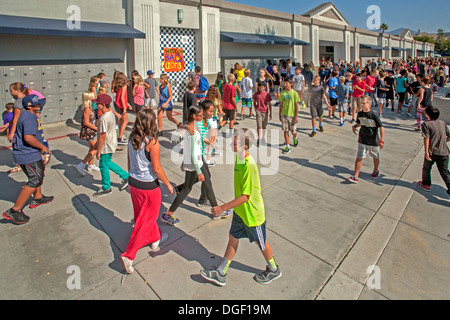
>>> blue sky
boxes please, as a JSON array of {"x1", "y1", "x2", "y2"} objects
[{"x1": 229, "y1": 0, "x2": 449, "y2": 34}]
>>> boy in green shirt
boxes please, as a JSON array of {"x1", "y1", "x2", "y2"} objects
[
  {"x1": 279, "y1": 78, "x2": 300, "y2": 153},
  {"x1": 201, "y1": 128, "x2": 282, "y2": 286}
]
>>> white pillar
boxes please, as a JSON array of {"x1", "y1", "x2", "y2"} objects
[
  {"x1": 292, "y1": 21, "x2": 303, "y2": 64},
  {"x1": 310, "y1": 24, "x2": 320, "y2": 66},
  {"x1": 344, "y1": 30, "x2": 351, "y2": 62},
  {"x1": 199, "y1": 5, "x2": 220, "y2": 76}
]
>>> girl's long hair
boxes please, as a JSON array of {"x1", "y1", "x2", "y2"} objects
[
  {"x1": 205, "y1": 85, "x2": 221, "y2": 101},
  {"x1": 10, "y1": 82, "x2": 29, "y2": 96},
  {"x1": 113, "y1": 73, "x2": 129, "y2": 92},
  {"x1": 130, "y1": 109, "x2": 158, "y2": 151}
]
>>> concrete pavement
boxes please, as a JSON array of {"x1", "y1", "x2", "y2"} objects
[{"x1": 0, "y1": 98, "x2": 449, "y2": 300}]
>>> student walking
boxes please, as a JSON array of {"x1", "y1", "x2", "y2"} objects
[
  {"x1": 253, "y1": 81, "x2": 272, "y2": 147},
  {"x1": 132, "y1": 75, "x2": 146, "y2": 114},
  {"x1": 144, "y1": 70, "x2": 158, "y2": 109},
  {"x1": 307, "y1": 75, "x2": 331, "y2": 137},
  {"x1": 349, "y1": 95, "x2": 385, "y2": 183},
  {"x1": 157, "y1": 74, "x2": 181, "y2": 136},
  {"x1": 161, "y1": 106, "x2": 221, "y2": 225},
  {"x1": 279, "y1": 78, "x2": 300, "y2": 153},
  {"x1": 238, "y1": 69, "x2": 254, "y2": 119},
  {"x1": 201, "y1": 129, "x2": 282, "y2": 286},
  {"x1": 218, "y1": 74, "x2": 238, "y2": 131},
  {"x1": 418, "y1": 106, "x2": 450, "y2": 196},
  {"x1": 336, "y1": 76, "x2": 349, "y2": 126},
  {"x1": 94, "y1": 94, "x2": 129, "y2": 196},
  {"x1": 416, "y1": 76, "x2": 434, "y2": 131},
  {"x1": 113, "y1": 73, "x2": 131, "y2": 145},
  {"x1": 121, "y1": 109, "x2": 173, "y2": 274},
  {"x1": 2, "y1": 95, "x2": 54, "y2": 225}
]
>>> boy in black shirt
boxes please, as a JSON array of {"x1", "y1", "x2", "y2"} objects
[
  {"x1": 182, "y1": 81, "x2": 197, "y2": 124},
  {"x1": 349, "y1": 95, "x2": 385, "y2": 183}
]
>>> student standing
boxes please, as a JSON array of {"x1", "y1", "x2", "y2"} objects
[
  {"x1": 385, "y1": 70, "x2": 396, "y2": 111},
  {"x1": 2, "y1": 95, "x2": 54, "y2": 225},
  {"x1": 113, "y1": 73, "x2": 131, "y2": 145},
  {"x1": 201, "y1": 129, "x2": 282, "y2": 286},
  {"x1": 271, "y1": 65, "x2": 282, "y2": 106},
  {"x1": 351, "y1": 73, "x2": 366, "y2": 123},
  {"x1": 307, "y1": 75, "x2": 331, "y2": 137},
  {"x1": 376, "y1": 71, "x2": 389, "y2": 117},
  {"x1": 293, "y1": 67, "x2": 306, "y2": 108},
  {"x1": 133, "y1": 75, "x2": 146, "y2": 114},
  {"x1": 416, "y1": 77, "x2": 434, "y2": 131},
  {"x1": 253, "y1": 81, "x2": 272, "y2": 147},
  {"x1": 144, "y1": 70, "x2": 158, "y2": 109},
  {"x1": 328, "y1": 71, "x2": 339, "y2": 119},
  {"x1": 121, "y1": 109, "x2": 173, "y2": 274},
  {"x1": 182, "y1": 81, "x2": 197, "y2": 124},
  {"x1": 279, "y1": 78, "x2": 300, "y2": 153},
  {"x1": 157, "y1": 74, "x2": 181, "y2": 136},
  {"x1": 94, "y1": 94, "x2": 129, "y2": 196},
  {"x1": 348, "y1": 95, "x2": 385, "y2": 183},
  {"x1": 239, "y1": 69, "x2": 254, "y2": 120},
  {"x1": 336, "y1": 76, "x2": 349, "y2": 126},
  {"x1": 218, "y1": 74, "x2": 237, "y2": 131},
  {"x1": 418, "y1": 106, "x2": 450, "y2": 196},
  {"x1": 396, "y1": 70, "x2": 408, "y2": 114}
]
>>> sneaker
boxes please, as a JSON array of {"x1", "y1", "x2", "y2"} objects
[
  {"x1": 93, "y1": 188, "x2": 112, "y2": 197},
  {"x1": 418, "y1": 181, "x2": 430, "y2": 192},
  {"x1": 118, "y1": 137, "x2": 128, "y2": 145},
  {"x1": 282, "y1": 146, "x2": 291, "y2": 154},
  {"x1": 212, "y1": 151, "x2": 222, "y2": 157},
  {"x1": 254, "y1": 266, "x2": 282, "y2": 285},
  {"x1": 2, "y1": 208, "x2": 30, "y2": 225},
  {"x1": 318, "y1": 126, "x2": 324, "y2": 132},
  {"x1": 415, "y1": 127, "x2": 421, "y2": 131},
  {"x1": 207, "y1": 161, "x2": 216, "y2": 167},
  {"x1": 150, "y1": 233, "x2": 169, "y2": 250},
  {"x1": 196, "y1": 201, "x2": 211, "y2": 208},
  {"x1": 371, "y1": 170, "x2": 380, "y2": 178},
  {"x1": 200, "y1": 268, "x2": 226, "y2": 287},
  {"x1": 309, "y1": 131, "x2": 317, "y2": 137},
  {"x1": 213, "y1": 209, "x2": 232, "y2": 221},
  {"x1": 160, "y1": 213, "x2": 180, "y2": 226},
  {"x1": 301, "y1": 101, "x2": 306, "y2": 109},
  {"x1": 87, "y1": 164, "x2": 100, "y2": 172},
  {"x1": 293, "y1": 138, "x2": 298, "y2": 147},
  {"x1": 350, "y1": 119, "x2": 355, "y2": 124},
  {"x1": 121, "y1": 256, "x2": 135, "y2": 274},
  {"x1": 29, "y1": 195, "x2": 54, "y2": 209},
  {"x1": 406, "y1": 113, "x2": 413, "y2": 117},
  {"x1": 119, "y1": 178, "x2": 129, "y2": 191},
  {"x1": 75, "y1": 162, "x2": 86, "y2": 176},
  {"x1": 348, "y1": 176, "x2": 359, "y2": 184}
]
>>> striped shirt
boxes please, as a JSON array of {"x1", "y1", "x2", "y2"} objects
[{"x1": 196, "y1": 119, "x2": 209, "y2": 155}]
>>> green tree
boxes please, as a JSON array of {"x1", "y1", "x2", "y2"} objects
[{"x1": 379, "y1": 23, "x2": 389, "y2": 34}]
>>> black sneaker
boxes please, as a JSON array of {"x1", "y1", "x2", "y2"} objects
[
  {"x1": 196, "y1": 201, "x2": 211, "y2": 208},
  {"x1": 93, "y1": 188, "x2": 112, "y2": 197},
  {"x1": 310, "y1": 131, "x2": 317, "y2": 137},
  {"x1": 29, "y1": 195, "x2": 54, "y2": 209},
  {"x1": 318, "y1": 126, "x2": 324, "y2": 132},
  {"x1": 3, "y1": 208, "x2": 30, "y2": 225},
  {"x1": 254, "y1": 267, "x2": 282, "y2": 285},
  {"x1": 120, "y1": 178, "x2": 129, "y2": 191}
]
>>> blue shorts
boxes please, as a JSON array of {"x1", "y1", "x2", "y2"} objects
[
  {"x1": 242, "y1": 98, "x2": 252, "y2": 107},
  {"x1": 158, "y1": 103, "x2": 173, "y2": 112},
  {"x1": 229, "y1": 212, "x2": 267, "y2": 250}
]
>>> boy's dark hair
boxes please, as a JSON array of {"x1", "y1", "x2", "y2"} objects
[
  {"x1": 332, "y1": 71, "x2": 339, "y2": 77},
  {"x1": 400, "y1": 70, "x2": 407, "y2": 76},
  {"x1": 187, "y1": 81, "x2": 196, "y2": 91},
  {"x1": 195, "y1": 66, "x2": 201, "y2": 73},
  {"x1": 355, "y1": 73, "x2": 361, "y2": 77},
  {"x1": 5, "y1": 102, "x2": 14, "y2": 110},
  {"x1": 233, "y1": 128, "x2": 255, "y2": 149},
  {"x1": 425, "y1": 106, "x2": 439, "y2": 120}
]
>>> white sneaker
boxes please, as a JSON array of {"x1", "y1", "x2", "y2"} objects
[
  {"x1": 121, "y1": 256, "x2": 135, "y2": 274},
  {"x1": 150, "y1": 233, "x2": 169, "y2": 250},
  {"x1": 75, "y1": 162, "x2": 86, "y2": 176},
  {"x1": 87, "y1": 164, "x2": 100, "y2": 172}
]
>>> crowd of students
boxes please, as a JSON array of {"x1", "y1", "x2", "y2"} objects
[{"x1": 1, "y1": 55, "x2": 449, "y2": 287}]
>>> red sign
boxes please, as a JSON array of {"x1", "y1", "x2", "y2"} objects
[{"x1": 164, "y1": 48, "x2": 185, "y2": 72}]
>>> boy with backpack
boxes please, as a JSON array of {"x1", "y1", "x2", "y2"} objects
[{"x1": 194, "y1": 66, "x2": 209, "y2": 102}]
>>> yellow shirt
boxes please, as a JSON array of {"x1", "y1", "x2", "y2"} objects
[{"x1": 235, "y1": 69, "x2": 245, "y2": 82}]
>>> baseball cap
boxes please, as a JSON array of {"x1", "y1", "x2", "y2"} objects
[
  {"x1": 147, "y1": 70, "x2": 154, "y2": 75},
  {"x1": 22, "y1": 94, "x2": 40, "y2": 109},
  {"x1": 99, "y1": 77, "x2": 110, "y2": 86},
  {"x1": 92, "y1": 94, "x2": 112, "y2": 105}
]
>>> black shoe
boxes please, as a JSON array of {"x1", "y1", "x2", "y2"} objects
[
  {"x1": 120, "y1": 178, "x2": 129, "y2": 191},
  {"x1": 318, "y1": 126, "x2": 324, "y2": 132},
  {"x1": 29, "y1": 195, "x2": 54, "y2": 209},
  {"x1": 3, "y1": 208, "x2": 30, "y2": 225},
  {"x1": 309, "y1": 131, "x2": 317, "y2": 137},
  {"x1": 93, "y1": 188, "x2": 112, "y2": 197}
]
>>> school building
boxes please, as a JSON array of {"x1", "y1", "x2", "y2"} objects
[{"x1": 0, "y1": 0, "x2": 435, "y2": 123}]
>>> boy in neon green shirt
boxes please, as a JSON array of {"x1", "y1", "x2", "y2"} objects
[
  {"x1": 200, "y1": 128, "x2": 282, "y2": 286},
  {"x1": 279, "y1": 78, "x2": 300, "y2": 153}
]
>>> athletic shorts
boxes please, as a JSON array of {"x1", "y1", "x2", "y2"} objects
[
  {"x1": 223, "y1": 109, "x2": 235, "y2": 122},
  {"x1": 397, "y1": 92, "x2": 406, "y2": 103},
  {"x1": 229, "y1": 213, "x2": 267, "y2": 250},
  {"x1": 242, "y1": 98, "x2": 252, "y2": 107},
  {"x1": 337, "y1": 101, "x2": 348, "y2": 113},
  {"x1": 357, "y1": 143, "x2": 380, "y2": 159},
  {"x1": 310, "y1": 103, "x2": 324, "y2": 119},
  {"x1": 330, "y1": 97, "x2": 338, "y2": 106},
  {"x1": 20, "y1": 159, "x2": 45, "y2": 188},
  {"x1": 281, "y1": 115, "x2": 297, "y2": 133}
]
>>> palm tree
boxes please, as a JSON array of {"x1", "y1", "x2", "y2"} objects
[{"x1": 379, "y1": 23, "x2": 389, "y2": 34}]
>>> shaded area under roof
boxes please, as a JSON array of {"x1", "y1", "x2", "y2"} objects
[{"x1": 220, "y1": 31, "x2": 310, "y2": 46}]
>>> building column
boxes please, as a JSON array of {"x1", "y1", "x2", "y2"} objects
[
  {"x1": 292, "y1": 21, "x2": 303, "y2": 64},
  {"x1": 310, "y1": 24, "x2": 320, "y2": 66},
  {"x1": 344, "y1": 30, "x2": 351, "y2": 62},
  {"x1": 353, "y1": 32, "x2": 360, "y2": 64},
  {"x1": 198, "y1": 5, "x2": 220, "y2": 76}
]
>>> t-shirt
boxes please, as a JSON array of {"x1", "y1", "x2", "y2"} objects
[
  {"x1": 3, "y1": 111, "x2": 14, "y2": 133},
  {"x1": 222, "y1": 84, "x2": 236, "y2": 110},
  {"x1": 396, "y1": 77, "x2": 407, "y2": 93},
  {"x1": 352, "y1": 80, "x2": 366, "y2": 98},
  {"x1": 98, "y1": 110, "x2": 118, "y2": 154},
  {"x1": 279, "y1": 90, "x2": 300, "y2": 117},
  {"x1": 384, "y1": 76, "x2": 394, "y2": 93},
  {"x1": 235, "y1": 69, "x2": 245, "y2": 82},
  {"x1": 234, "y1": 154, "x2": 265, "y2": 227},
  {"x1": 364, "y1": 76, "x2": 377, "y2": 93},
  {"x1": 421, "y1": 120, "x2": 450, "y2": 156},
  {"x1": 133, "y1": 85, "x2": 144, "y2": 105},
  {"x1": 328, "y1": 77, "x2": 339, "y2": 99},
  {"x1": 272, "y1": 72, "x2": 282, "y2": 86},
  {"x1": 255, "y1": 78, "x2": 269, "y2": 92},
  {"x1": 309, "y1": 84, "x2": 326, "y2": 108},
  {"x1": 241, "y1": 77, "x2": 253, "y2": 99},
  {"x1": 144, "y1": 78, "x2": 157, "y2": 99},
  {"x1": 336, "y1": 83, "x2": 349, "y2": 103},
  {"x1": 196, "y1": 119, "x2": 209, "y2": 156},
  {"x1": 293, "y1": 74, "x2": 305, "y2": 91},
  {"x1": 12, "y1": 111, "x2": 44, "y2": 165},
  {"x1": 252, "y1": 91, "x2": 272, "y2": 113},
  {"x1": 356, "y1": 110, "x2": 383, "y2": 146},
  {"x1": 182, "y1": 91, "x2": 197, "y2": 122},
  {"x1": 183, "y1": 129, "x2": 203, "y2": 173},
  {"x1": 377, "y1": 78, "x2": 387, "y2": 98}
]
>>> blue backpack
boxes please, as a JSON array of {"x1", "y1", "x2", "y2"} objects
[{"x1": 199, "y1": 75, "x2": 209, "y2": 92}]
